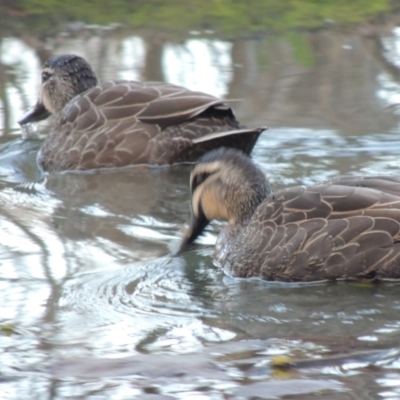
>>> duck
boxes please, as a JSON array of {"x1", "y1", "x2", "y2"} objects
[
  {"x1": 180, "y1": 147, "x2": 400, "y2": 282},
  {"x1": 19, "y1": 54, "x2": 264, "y2": 172}
]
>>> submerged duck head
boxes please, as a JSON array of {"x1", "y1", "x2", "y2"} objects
[
  {"x1": 19, "y1": 54, "x2": 98, "y2": 125},
  {"x1": 182, "y1": 148, "x2": 271, "y2": 247}
]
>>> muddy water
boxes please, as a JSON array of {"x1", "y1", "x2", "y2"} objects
[{"x1": 1, "y1": 17, "x2": 400, "y2": 400}]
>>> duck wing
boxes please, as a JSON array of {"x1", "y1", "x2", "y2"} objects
[
  {"x1": 324, "y1": 175, "x2": 400, "y2": 197},
  {"x1": 225, "y1": 181, "x2": 400, "y2": 281},
  {"x1": 86, "y1": 80, "x2": 235, "y2": 128},
  {"x1": 262, "y1": 180, "x2": 400, "y2": 224}
]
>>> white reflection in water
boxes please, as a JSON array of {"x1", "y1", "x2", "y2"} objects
[
  {"x1": 80, "y1": 204, "x2": 110, "y2": 217},
  {"x1": 0, "y1": 280, "x2": 50, "y2": 321},
  {"x1": 0, "y1": 38, "x2": 40, "y2": 129},
  {"x1": 0, "y1": 217, "x2": 40, "y2": 254},
  {"x1": 163, "y1": 39, "x2": 232, "y2": 97},
  {"x1": 119, "y1": 215, "x2": 177, "y2": 241},
  {"x1": 146, "y1": 320, "x2": 236, "y2": 353},
  {"x1": 121, "y1": 224, "x2": 172, "y2": 240},
  {"x1": 0, "y1": 218, "x2": 67, "y2": 281},
  {"x1": 0, "y1": 187, "x2": 69, "y2": 279},
  {"x1": 377, "y1": 27, "x2": 400, "y2": 112},
  {"x1": 376, "y1": 72, "x2": 400, "y2": 110},
  {"x1": 383, "y1": 27, "x2": 400, "y2": 68},
  {"x1": 118, "y1": 36, "x2": 145, "y2": 81},
  {"x1": 358, "y1": 335, "x2": 378, "y2": 341},
  {"x1": 377, "y1": 374, "x2": 400, "y2": 395}
]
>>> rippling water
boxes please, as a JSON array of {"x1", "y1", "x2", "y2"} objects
[{"x1": 2, "y1": 13, "x2": 400, "y2": 400}]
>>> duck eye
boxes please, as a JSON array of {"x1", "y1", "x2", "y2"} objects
[{"x1": 42, "y1": 71, "x2": 52, "y2": 82}]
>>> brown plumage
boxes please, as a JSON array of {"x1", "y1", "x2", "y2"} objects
[
  {"x1": 180, "y1": 148, "x2": 400, "y2": 282},
  {"x1": 19, "y1": 54, "x2": 264, "y2": 172}
]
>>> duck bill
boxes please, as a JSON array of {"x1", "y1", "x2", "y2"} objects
[
  {"x1": 179, "y1": 211, "x2": 210, "y2": 253},
  {"x1": 18, "y1": 102, "x2": 51, "y2": 125}
]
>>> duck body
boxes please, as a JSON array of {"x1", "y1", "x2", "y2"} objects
[
  {"x1": 181, "y1": 148, "x2": 400, "y2": 282},
  {"x1": 19, "y1": 55, "x2": 263, "y2": 172}
]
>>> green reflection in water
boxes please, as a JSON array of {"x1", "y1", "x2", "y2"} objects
[{"x1": 8, "y1": 0, "x2": 395, "y2": 34}]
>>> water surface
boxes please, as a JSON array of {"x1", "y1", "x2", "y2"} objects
[{"x1": 1, "y1": 6, "x2": 400, "y2": 399}]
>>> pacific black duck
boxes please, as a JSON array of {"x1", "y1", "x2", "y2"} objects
[
  {"x1": 19, "y1": 54, "x2": 264, "y2": 172},
  {"x1": 181, "y1": 147, "x2": 400, "y2": 282}
]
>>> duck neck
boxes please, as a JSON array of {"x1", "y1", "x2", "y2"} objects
[{"x1": 230, "y1": 183, "x2": 269, "y2": 226}]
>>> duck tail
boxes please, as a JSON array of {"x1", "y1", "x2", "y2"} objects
[{"x1": 192, "y1": 126, "x2": 268, "y2": 144}]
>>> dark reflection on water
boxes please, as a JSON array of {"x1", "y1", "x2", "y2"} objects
[{"x1": 2, "y1": 6, "x2": 400, "y2": 400}]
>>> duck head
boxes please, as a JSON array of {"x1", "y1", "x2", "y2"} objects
[
  {"x1": 180, "y1": 148, "x2": 271, "y2": 249},
  {"x1": 19, "y1": 54, "x2": 98, "y2": 125}
]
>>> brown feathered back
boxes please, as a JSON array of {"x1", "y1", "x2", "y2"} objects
[{"x1": 182, "y1": 149, "x2": 400, "y2": 282}]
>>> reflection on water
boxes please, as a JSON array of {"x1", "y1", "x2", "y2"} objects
[
  {"x1": 1, "y1": 6, "x2": 400, "y2": 399},
  {"x1": 2, "y1": 19, "x2": 400, "y2": 135}
]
